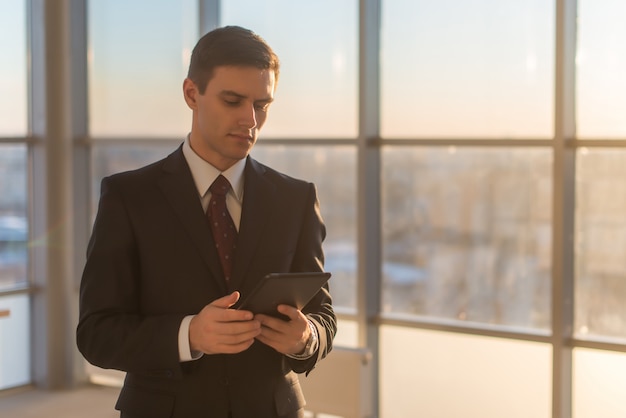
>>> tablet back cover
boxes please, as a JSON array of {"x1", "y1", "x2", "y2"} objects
[{"x1": 237, "y1": 272, "x2": 331, "y2": 317}]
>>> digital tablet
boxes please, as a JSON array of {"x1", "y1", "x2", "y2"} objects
[{"x1": 236, "y1": 272, "x2": 331, "y2": 318}]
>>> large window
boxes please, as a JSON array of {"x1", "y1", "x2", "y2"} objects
[
  {"x1": 0, "y1": 0, "x2": 30, "y2": 391},
  {"x1": 83, "y1": 1, "x2": 626, "y2": 416},
  {"x1": 5, "y1": 1, "x2": 626, "y2": 416}
]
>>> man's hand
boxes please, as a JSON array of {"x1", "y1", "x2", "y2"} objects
[
  {"x1": 189, "y1": 291, "x2": 261, "y2": 355},
  {"x1": 255, "y1": 305, "x2": 310, "y2": 355}
]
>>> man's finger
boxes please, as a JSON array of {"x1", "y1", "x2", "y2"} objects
[{"x1": 276, "y1": 304, "x2": 301, "y2": 321}]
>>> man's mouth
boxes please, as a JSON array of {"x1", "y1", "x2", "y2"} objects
[{"x1": 229, "y1": 132, "x2": 254, "y2": 141}]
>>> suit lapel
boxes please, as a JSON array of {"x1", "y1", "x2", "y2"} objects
[
  {"x1": 229, "y1": 157, "x2": 276, "y2": 291},
  {"x1": 156, "y1": 147, "x2": 228, "y2": 293}
]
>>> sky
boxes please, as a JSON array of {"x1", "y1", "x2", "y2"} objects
[{"x1": 1, "y1": 0, "x2": 626, "y2": 139}]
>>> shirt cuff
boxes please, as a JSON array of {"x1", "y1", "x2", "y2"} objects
[{"x1": 178, "y1": 315, "x2": 203, "y2": 362}]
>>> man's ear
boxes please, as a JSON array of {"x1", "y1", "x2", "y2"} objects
[{"x1": 183, "y1": 78, "x2": 199, "y2": 109}]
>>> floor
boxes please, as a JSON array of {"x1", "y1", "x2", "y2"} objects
[
  {"x1": 0, "y1": 384, "x2": 120, "y2": 418},
  {"x1": 0, "y1": 385, "x2": 334, "y2": 418}
]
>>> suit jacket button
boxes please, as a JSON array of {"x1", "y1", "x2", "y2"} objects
[{"x1": 220, "y1": 377, "x2": 229, "y2": 386}]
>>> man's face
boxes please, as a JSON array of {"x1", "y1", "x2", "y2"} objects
[{"x1": 184, "y1": 65, "x2": 276, "y2": 171}]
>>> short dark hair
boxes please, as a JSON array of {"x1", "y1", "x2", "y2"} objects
[{"x1": 187, "y1": 25, "x2": 280, "y2": 94}]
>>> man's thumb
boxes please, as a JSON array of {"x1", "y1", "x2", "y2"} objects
[{"x1": 212, "y1": 291, "x2": 241, "y2": 309}]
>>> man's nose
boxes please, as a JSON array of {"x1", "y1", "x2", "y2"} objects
[{"x1": 238, "y1": 104, "x2": 257, "y2": 129}]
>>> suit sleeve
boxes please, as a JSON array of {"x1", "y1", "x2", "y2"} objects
[
  {"x1": 76, "y1": 176, "x2": 186, "y2": 378},
  {"x1": 287, "y1": 182, "x2": 336, "y2": 374}
]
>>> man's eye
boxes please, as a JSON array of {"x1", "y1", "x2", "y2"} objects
[
  {"x1": 255, "y1": 103, "x2": 270, "y2": 111},
  {"x1": 224, "y1": 100, "x2": 240, "y2": 106}
]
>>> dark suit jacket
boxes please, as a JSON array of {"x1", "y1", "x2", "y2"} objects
[{"x1": 76, "y1": 146, "x2": 336, "y2": 418}]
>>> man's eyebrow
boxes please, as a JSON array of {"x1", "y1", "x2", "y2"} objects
[
  {"x1": 220, "y1": 90, "x2": 274, "y2": 103},
  {"x1": 220, "y1": 90, "x2": 246, "y2": 99}
]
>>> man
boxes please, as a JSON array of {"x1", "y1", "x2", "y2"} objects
[{"x1": 77, "y1": 26, "x2": 336, "y2": 418}]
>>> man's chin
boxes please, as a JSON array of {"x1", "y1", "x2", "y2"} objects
[
  {"x1": 233, "y1": 139, "x2": 254, "y2": 154},
  {"x1": 228, "y1": 148, "x2": 252, "y2": 162}
]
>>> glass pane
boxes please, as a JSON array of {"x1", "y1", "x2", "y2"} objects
[
  {"x1": 576, "y1": 149, "x2": 626, "y2": 339},
  {"x1": 88, "y1": 0, "x2": 198, "y2": 137},
  {"x1": 381, "y1": 0, "x2": 554, "y2": 139},
  {"x1": 251, "y1": 145, "x2": 357, "y2": 309},
  {"x1": 0, "y1": 0, "x2": 27, "y2": 136},
  {"x1": 382, "y1": 147, "x2": 552, "y2": 330},
  {"x1": 0, "y1": 294, "x2": 31, "y2": 389},
  {"x1": 574, "y1": 348, "x2": 626, "y2": 418},
  {"x1": 577, "y1": 0, "x2": 626, "y2": 139},
  {"x1": 221, "y1": 0, "x2": 358, "y2": 139},
  {"x1": 0, "y1": 145, "x2": 28, "y2": 290},
  {"x1": 380, "y1": 326, "x2": 551, "y2": 418},
  {"x1": 334, "y1": 319, "x2": 359, "y2": 348}
]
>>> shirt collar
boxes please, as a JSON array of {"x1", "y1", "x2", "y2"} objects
[{"x1": 182, "y1": 135, "x2": 245, "y2": 201}]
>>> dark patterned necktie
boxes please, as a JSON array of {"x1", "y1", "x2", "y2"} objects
[{"x1": 207, "y1": 175, "x2": 238, "y2": 283}]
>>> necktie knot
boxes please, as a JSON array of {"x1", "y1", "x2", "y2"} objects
[{"x1": 210, "y1": 175, "x2": 231, "y2": 197}]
